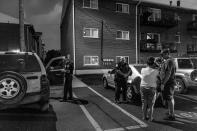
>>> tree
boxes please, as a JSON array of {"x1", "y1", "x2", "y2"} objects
[{"x1": 44, "y1": 50, "x2": 61, "y2": 66}]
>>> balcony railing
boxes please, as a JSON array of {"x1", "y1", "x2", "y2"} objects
[
  {"x1": 187, "y1": 21, "x2": 197, "y2": 31},
  {"x1": 140, "y1": 11, "x2": 178, "y2": 28}
]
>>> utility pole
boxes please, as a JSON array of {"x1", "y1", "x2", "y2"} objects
[{"x1": 19, "y1": 0, "x2": 25, "y2": 51}]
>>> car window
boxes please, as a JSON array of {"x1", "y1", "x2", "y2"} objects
[
  {"x1": 191, "y1": 58, "x2": 197, "y2": 68},
  {"x1": 177, "y1": 59, "x2": 193, "y2": 69},
  {"x1": 0, "y1": 54, "x2": 41, "y2": 72},
  {"x1": 49, "y1": 59, "x2": 64, "y2": 69}
]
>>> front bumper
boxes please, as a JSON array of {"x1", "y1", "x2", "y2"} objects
[{"x1": 183, "y1": 77, "x2": 197, "y2": 88}]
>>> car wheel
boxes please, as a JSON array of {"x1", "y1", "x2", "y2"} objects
[
  {"x1": 127, "y1": 85, "x2": 138, "y2": 101},
  {"x1": 103, "y1": 78, "x2": 108, "y2": 89},
  {"x1": 175, "y1": 78, "x2": 187, "y2": 94},
  {"x1": 127, "y1": 85, "x2": 133, "y2": 100},
  {"x1": 0, "y1": 71, "x2": 27, "y2": 106}
]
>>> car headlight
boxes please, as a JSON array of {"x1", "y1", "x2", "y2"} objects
[
  {"x1": 184, "y1": 73, "x2": 190, "y2": 78},
  {"x1": 127, "y1": 79, "x2": 132, "y2": 83}
]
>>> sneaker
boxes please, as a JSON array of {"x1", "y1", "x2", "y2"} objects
[
  {"x1": 164, "y1": 115, "x2": 175, "y2": 121},
  {"x1": 115, "y1": 100, "x2": 120, "y2": 104},
  {"x1": 122, "y1": 100, "x2": 129, "y2": 104},
  {"x1": 142, "y1": 117, "x2": 149, "y2": 120},
  {"x1": 60, "y1": 99, "x2": 67, "y2": 102}
]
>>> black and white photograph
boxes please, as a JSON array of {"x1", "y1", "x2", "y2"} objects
[{"x1": 0, "y1": 0, "x2": 197, "y2": 131}]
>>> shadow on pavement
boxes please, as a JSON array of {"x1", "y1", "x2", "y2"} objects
[
  {"x1": 60, "y1": 98, "x2": 89, "y2": 105},
  {"x1": 0, "y1": 104, "x2": 57, "y2": 131}
]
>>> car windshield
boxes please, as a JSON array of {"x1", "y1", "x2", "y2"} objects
[
  {"x1": 0, "y1": 54, "x2": 41, "y2": 73},
  {"x1": 177, "y1": 59, "x2": 193, "y2": 69}
]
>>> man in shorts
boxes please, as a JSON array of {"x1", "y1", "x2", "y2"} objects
[{"x1": 160, "y1": 49, "x2": 176, "y2": 120}]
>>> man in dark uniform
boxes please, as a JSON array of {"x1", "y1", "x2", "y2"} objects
[
  {"x1": 63, "y1": 54, "x2": 74, "y2": 101},
  {"x1": 160, "y1": 49, "x2": 176, "y2": 120},
  {"x1": 114, "y1": 57, "x2": 132, "y2": 104}
]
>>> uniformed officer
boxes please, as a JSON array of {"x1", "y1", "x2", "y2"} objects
[
  {"x1": 62, "y1": 54, "x2": 74, "y2": 101},
  {"x1": 114, "y1": 57, "x2": 132, "y2": 104}
]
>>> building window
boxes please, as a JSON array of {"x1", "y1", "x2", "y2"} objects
[
  {"x1": 192, "y1": 14, "x2": 197, "y2": 21},
  {"x1": 83, "y1": 28, "x2": 99, "y2": 38},
  {"x1": 83, "y1": 0, "x2": 98, "y2": 9},
  {"x1": 116, "y1": 30, "x2": 130, "y2": 40},
  {"x1": 140, "y1": 33, "x2": 161, "y2": 50},
  {"x1": 116, "y1": 3, "x2": 129, "y2": 14},
  {"x1": 175, "y1": 34, "x2": 181, "y2": 43},
  {"x1": 187, "y1": 44, "x2": 196, "y2": 52},
  {"x1": 84, "y1": 56, "x2": 99, "y2": 66},
  {"x1": 148, "y1": 8, "x2": 161, "y2": 21},
  {"x1": 174, "y1": 13, "x2": 181, "y2": 21},
  {"x1": 116, "y1": 56, "x2": 129, "y2": 64}
]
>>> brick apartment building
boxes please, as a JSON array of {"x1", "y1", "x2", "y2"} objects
[
  {"x1": 61, "y1": 0, "x2": 197, "y2": 74},
  {"x1": 0, "y1": 12, "x2": 44, "y2": 58}
]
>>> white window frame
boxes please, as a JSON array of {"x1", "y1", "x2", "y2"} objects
[
  {"x1": 146, "y1": 33, "x2": 160, "y2": 43},
  {"x1": 83, "y1": 0, "x2": 98, "y2": 9},
  {"x1": 116, "y1": 56, "x2": 129, "y2": 64},
  {"x1": 116, "y1": 30, "x2": 130, "y2": 40},
  {"x1": 83, "y1": 28, "x2": 99, "y2": 38},
  {"x1": 175, "y1": 34, "x2": 181, "y2": 43},
  {"x1": 116, "y1": 3, "x2": 129, "y2": 14},
  {"x1": 84, "y1": 56, "x2": 99, "y2": 66},
  {"x1": 192, "y1": 14, "x2": 197, "y2": 21},
  {"x1": 148, "y1": 8, "x2": 161, "y2": 21}
]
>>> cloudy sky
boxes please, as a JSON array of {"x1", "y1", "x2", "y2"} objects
[{"x1": 0, "y1": 0, "x2": 196, "y2": 51}]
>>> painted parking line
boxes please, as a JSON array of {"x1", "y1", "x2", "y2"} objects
[
  {"x1": 73, "y1": 93, "x2": 103, "y2": 131},
  {"x1": 75, "y1": 86, "x2": 147, "y2": 131},
  {"x1": 175, "y1": 95, "x2": 197, "y2": 104}
]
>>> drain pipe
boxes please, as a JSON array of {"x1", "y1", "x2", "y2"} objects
[{"x1": 135, "y1": 0, "x2": 142, "y2": 64}]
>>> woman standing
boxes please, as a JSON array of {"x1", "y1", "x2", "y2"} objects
[{"x1": 140, "y1": 57, "x2": 159, "y2": 121}]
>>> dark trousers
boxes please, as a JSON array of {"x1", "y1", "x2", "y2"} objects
[
  {"x1": 115, "y1": 79, "x2": 127, "y2": 101},
  {"x1": 63, "y1": 74, "x2": 73, "y2": 99}
]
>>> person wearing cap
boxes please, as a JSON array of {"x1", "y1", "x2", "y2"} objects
[
  {"x1": 114, "y1": 57, "x2": 132, "y2": 104},
  {"x1": 140, "y1": 56, "x2": 159, "y2": 121},
  {"x1": 160, "y1": 48, "x2": 176, "y2": 120}
]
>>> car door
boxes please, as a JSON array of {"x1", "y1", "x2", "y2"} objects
[{"x1": 46, "y1": 57, "x2": 65, "y2": 85}]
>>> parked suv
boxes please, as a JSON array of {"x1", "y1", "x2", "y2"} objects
[
  {"x1": 174, "y1": 57, "x2": 197, "y2": 93},
  {"x1": 0, "y1": 52, "x2": 50, "y2": 111}
]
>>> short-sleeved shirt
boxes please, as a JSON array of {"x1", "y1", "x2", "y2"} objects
[{"x1": 140, "y1": 67, "x2": 159, "y2": 89}]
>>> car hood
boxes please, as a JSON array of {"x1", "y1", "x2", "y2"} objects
[{"x1": 176, "y1": 69, "x2": 195, "y2": 74}]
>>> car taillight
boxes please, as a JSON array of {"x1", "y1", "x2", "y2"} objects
[
  {"x1": 190, "y1": 70, "x2": 197, "y2": 81},
  {"x1": 40, "y1": 75, "x2": 49, "y2": 92}
]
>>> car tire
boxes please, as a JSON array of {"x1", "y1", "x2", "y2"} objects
[
  {"x1": 127, "y1": 85, "x2": 133, "y2": 100},
  {"x1": 127, "y1": 85, "x2": 138, "y2": 101},
  {"x1": 0, "y1": 71, "x2": 27, "y2": 106},
  {"x1": 175, "y1": 78, "x2": 187, "y2": 94},
  {"x1": 103, "y1": 78, "x2": 108, "y2": 89}
]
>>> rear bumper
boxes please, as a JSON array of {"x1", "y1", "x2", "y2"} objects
[
  {"x1": 20, "y1": 90, "x2": 49, "y2": 105},
  {"x1": 0, "y1": 87, "x2": 49, "y2": 110}
]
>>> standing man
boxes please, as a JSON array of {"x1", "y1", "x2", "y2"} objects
[
  {"x1": 63, "y1": 54, "x2": 74, "y2": 101},
  {"x1": 160, "y1": 49, "x2": 176, "y2": 120},
  {"x1": 114, "y1": 57, "x2": 132, "y2": 104}
]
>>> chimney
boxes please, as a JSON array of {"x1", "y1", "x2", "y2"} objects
[
  {"x1": 169, "y1": 0, "x2": 172, "y2": 6},
  {"x1": 177, "y1": 0, "x2": 180, "y2": 7}
]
